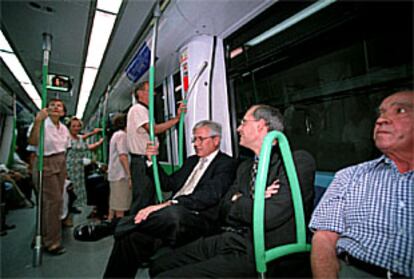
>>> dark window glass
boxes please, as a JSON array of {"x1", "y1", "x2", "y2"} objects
[{"x1": 226, "y1": 1, "x2": 413, "y2": 171}]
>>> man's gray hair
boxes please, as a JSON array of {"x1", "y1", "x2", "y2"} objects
[
  {"x1": 193, "y1": 120, "x2": 222, "y2": 138},
  {"x1": 252, "y1": 105, "x2": 285, "y2": 132}
]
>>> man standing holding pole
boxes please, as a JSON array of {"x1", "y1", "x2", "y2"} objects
[{"x1": 127, "y1": 81, "x2": 184, "y2": 215}]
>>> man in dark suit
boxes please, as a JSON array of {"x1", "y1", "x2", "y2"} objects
[
  {"x1": 103, "y1": 120, "x2": 237, "y2": 278},
  {"x1": 149, "y1": 104, "x2": 316, "y2": 278}
]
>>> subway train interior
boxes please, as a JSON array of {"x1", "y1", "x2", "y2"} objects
[{"x1": 0, "y1": 0, "x2": 412, "y2": 278}]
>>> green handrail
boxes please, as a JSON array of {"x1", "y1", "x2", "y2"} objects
[
  {"x1": 33, "y1": 33, "x2": 52, "y2": 267},
  {"x1": 94, "y1": 103, "x2": 102, "y2": 162},
  {"x1": 253, "y1": 131, "x2": 310, "y2": 275},
  {"x1": 37, "y1": 51, "x2": 48, "y2": 189},
  {"x1": 148, "y1": 2, "x2": 163, "y2": 203},
  {"x1": 101, "y1": 119, "x2": 107, "y2": 163}
]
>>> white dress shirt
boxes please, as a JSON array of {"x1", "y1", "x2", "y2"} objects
[
  {"x1": 173, "y1": 149, "x2": 219, "y2": 198},
  {"x1": 29, "y1": 117, "x2": 70, "y2": 156}
]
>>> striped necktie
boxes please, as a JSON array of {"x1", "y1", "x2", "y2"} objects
[{"x1": 249, "y1": 158, "x2": 259, "y2": 197}]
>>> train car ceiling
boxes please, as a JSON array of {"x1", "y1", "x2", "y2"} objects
[
  {"x1": 1, "y1": 0, "x2": 274, "y2": 125},
  {"x1": 100, "y1": 0, "x2": 274, "y2": 122}
]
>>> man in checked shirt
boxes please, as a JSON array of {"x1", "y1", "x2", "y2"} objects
[{"x1": 309, "y1": 90, "x2": 413, "y2": 279}]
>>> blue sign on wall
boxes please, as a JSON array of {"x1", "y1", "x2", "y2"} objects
[{"x1": 125, "y1": 43, "x2": 151, "y2": 83}]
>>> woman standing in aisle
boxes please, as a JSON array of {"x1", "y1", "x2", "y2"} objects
[
  {"x1": 28, "y1": 99, "x2": 69, "y2": 255},
  {"x1": 107, "y1": 113, "x2": 131, "y2": 221},
  {"x1": 66, "y1": 117, "x2": 103, "y2": 215}
]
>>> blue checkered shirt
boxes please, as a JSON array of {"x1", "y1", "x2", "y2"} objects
[{"x1": 309, "y1": 156, "x2": 414, "y2": 277}]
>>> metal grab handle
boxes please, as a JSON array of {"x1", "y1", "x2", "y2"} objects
[
  {"x1": 253, "y1": 131, "x2": 310, "y2": 276},
  {"x1": 177, "y1": 61, "x2": 208, "y2": 168}
]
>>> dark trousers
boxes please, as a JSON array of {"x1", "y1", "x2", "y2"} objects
[
  {"x1": 104, "y1": 205, "x2": 211, "y2": 278},
  {"x1": 149, "y1": 232, "x2": 256, "y2": 278},
  {"x1": 129, "y1": 155, "x2": 154, "y2": 215}
]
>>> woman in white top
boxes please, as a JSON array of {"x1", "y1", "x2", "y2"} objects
[
  {"x1": 28, "y1": 99, "x2": 70, "y2": 255},
  {"x1": 108, "y1": 113, "x2": 132, "y2": 221}
]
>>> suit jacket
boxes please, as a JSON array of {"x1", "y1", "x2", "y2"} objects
[
  {"x1": 220, "y1": 149, "x2": 316, "y2": 249},
  {"x1": 114, "y1": 151, "x2": 236, "y2": 238},
  {"x1": 156, "y1": 151, "x2": 237, "y2": 222}
]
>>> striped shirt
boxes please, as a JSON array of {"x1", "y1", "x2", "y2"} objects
[{"x1": 309, "y1": 156, "x2": 413, "y2": 277}]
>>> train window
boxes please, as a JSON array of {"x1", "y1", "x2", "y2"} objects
[
  {"x1": 173, "y1": 71, "x2": 183, "y2": 104},
  {"x1": 153, "y1": 71, "x2": 186, "y2": 167},
  {"x1": 173, "y1": 71, "x2": 187, "y2": 159},
  {"x1": 226, "y1": 1, "x2": 413, "y2": 171},
  {"x1": 154, "y1": 84, "x2": 168, "y2": 162}
]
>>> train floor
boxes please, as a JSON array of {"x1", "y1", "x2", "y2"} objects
[{"x1": 0, "y1": 205, "x2": 149, "y2": 278}]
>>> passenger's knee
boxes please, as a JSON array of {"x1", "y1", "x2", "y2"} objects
[{"x1": 158, "y1": 206, "x2": 182, "y2": 228}]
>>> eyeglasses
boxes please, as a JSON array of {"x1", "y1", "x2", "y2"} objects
[
  {"x1": 240, "y1": 118, "x2": 259, "y2": 125},
  {"x1": 191, "y1": 136, "x2": 216, "y2": 143}
]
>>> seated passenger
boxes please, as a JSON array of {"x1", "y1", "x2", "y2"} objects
[
  {"x1": 309, "y1": 90, "x2": 413, "y2": 279},
  {"x1": 9, "y1": 147, "x2": 34, "y2": 202},
  {"x1": 0, "y1": 165, "x2": 32, "y2": 210},
  {"x1": 103, "y1": 120, "x2": 237, "y2": 278},
  {"x1": 149, "y1": 105, "x2": 316, "y2": 278}
]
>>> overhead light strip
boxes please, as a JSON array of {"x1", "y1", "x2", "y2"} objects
[
  {"x1": 0, "y1": 30, "x2": 41, "y2": 109},
  {"x1": 76, "y1": 0, "x2": 122, "y2": 119},
  {"x1": 245, "y1": 0, "x2": 336, "y2": 47}
]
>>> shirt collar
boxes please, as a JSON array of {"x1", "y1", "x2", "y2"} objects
[
  {"x1": 201, "y1": 149, "x2": 219, "y2": 164},
  {"x1": 45, "y1": 117, "x2": 59, "y2": 128},
  {"x1": 374, "y1": 154, "x2": 414, "y2": 175},
  {"x1": 137, "y1": 101, "x2": 148, "y2": 109}
]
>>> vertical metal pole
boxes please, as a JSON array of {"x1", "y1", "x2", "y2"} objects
[
  {"x1": 33, "y1": 33, "x2": 52, "y2": 267},
  {"x1": 149, "y1": 1, "x2": 163, "y2": 203},
  {"x1": 101, "y1": 87, "x2": 109, "y2": 164},
  {"x1": 96, "y1": 102, "x2": 103, "y2": 162}
]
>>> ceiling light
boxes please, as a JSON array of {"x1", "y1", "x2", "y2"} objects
[
  {"x1": 0, "y1": 30, "x2": 41, "y2": 109},
  {"x1": 97, "y1": 0, "x2": 122, "y2": 14},
  {"x1": 245, "y1": 0, "x2": 336, "y2": 47},
  {"x1": 76, "y1": 0, "x2": 122, "y2": 119}
]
